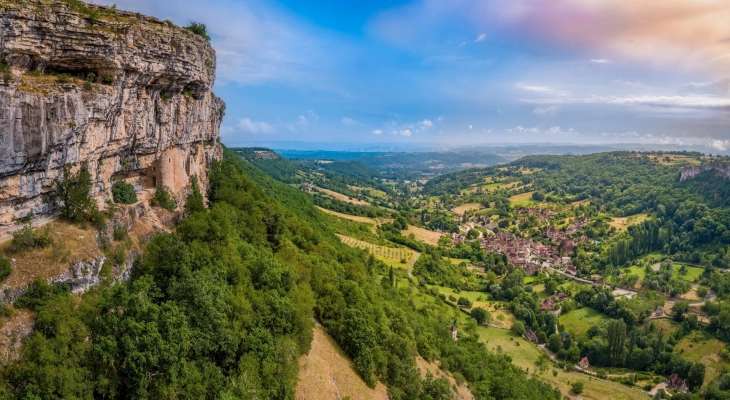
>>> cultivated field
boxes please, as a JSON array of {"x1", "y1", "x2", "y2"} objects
[
  {"x1": 316, "y1": 207, "x2": 377, "y2": 225},
  {"x1": 560, "y1": 307, "x2": 610, "y2": 336},
  {"x1": 609, "y1": 213, "x2": 649, "y2": 232},
  {"x1": 315, "y1": 187, "x2": 370, "y2": 206},
  {"x1": 337, "y1": 234, "x2": 414, "y2": 263},
  {"x1": 405, "y1": 225, "x2": 443, "y2": 246},
  {"x1": 453, "y1": 203, "x2": 486, "y2": 214},
  {"x1": 509, "y1": 191, "x2": 540, "y2": 207}
]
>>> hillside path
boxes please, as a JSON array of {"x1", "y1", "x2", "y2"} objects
[{"x1": 407, "y1": 251, "x2": 420, "y2": 280}]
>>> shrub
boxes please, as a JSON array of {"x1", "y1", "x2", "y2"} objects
[
  {"x1": 151, "y1": 186, "x2": 177, "y2": 211},
  {"x1": 111, "y1": 181, "x2": 137, "y2": 204},
  {"x1": 457, "y1": 296, "x2": 473, "y2": 308},
  {"x1": 204, "y1": 58, "x2": 214, "y2": 68},
  {"x1": 0, "y1": 258, "x2": 11, "y2": 282},
  {"x1": 571, "y1": 381, "x2": 584, "y2": 394},
  {"x1": 101, "y1": 75, "x2": 114, "y2": 85},
  {"x1": 184, "y1": 22, "x2": 211, "y2": 40},
  {"x1": 56, "y1": 73, "x2": 72, "y2": 83},
  {"x1": 11, "y1": 225, "x2": 52, "y2": 252},
  {"x1": 113, "y1": 225, "x2": 129, "y2": 241},
  {"x1": 14, "y1": 278, "x2": 70, "y2": 311}
]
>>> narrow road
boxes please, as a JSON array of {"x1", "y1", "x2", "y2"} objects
[
  {"x1": 542, "y1": 265, "x2": 594, "y2": 285},
  {"x1": 407, "y1": 251, "x2": 420, "y2": 280}
]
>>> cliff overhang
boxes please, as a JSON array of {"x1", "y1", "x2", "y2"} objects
[{"x1": 0, "y1": 0, "x2": 226, "y2": 226}]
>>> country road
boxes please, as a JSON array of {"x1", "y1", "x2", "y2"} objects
[{"x1": 407, "y1": 251, "x2": 420, "y2": 280}]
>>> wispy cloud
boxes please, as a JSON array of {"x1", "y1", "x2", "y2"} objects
[
  {"x1": 238, "y1": 117, "x2": 275, "y2": 134},
  {"x1": 341, "y1": 117, "x2": 362, "y2": 126},
  {"x1": 533, "y1": 106, "x2": 561, "y2": 116},
  {"x1": 590, "y1": 59, "x2": 609, "y2": 63},
  {"x1": 400, "y1": 129, "x2": 412, "y2": 136},
  {"x1": 474, "y1": 33, "x2": 486, "y2": 42},
  {"x1": 372, "y1": 129, "x2": 383, "y2": 135}
]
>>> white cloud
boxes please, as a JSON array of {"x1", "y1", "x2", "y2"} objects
[
  {"x1": 681, "y1": 79, "x2": 730, "y2": 96},
  {"x1": 298, "y1": 115, "x2": 309, "y2": 125},
  {"x1": 341, "y1": 117, "x2": 361, "y2": 126},
  {"x1": 469, "y1": 124, "x2": 473, "y2": 129},
  {"x1": 307, "y1": 110, "x2": 319, "y2": 121},
  {"x1": 710, "y1": 139, "x2": 730, "y2": 151},
  {"x1": 544, "y1": 126, "x2": 577, "y2": 135},
  {"x1": 238, "y1": 117, "x2": 274, "y2": 134},
  {"x1": 591, "y1": 58, "x2": 610, "y2": 63},
  {"x1": 220, "y1": 125, "x2": 235, "y2": 135},
  {"x1": 474, "y1": 33, "x2": 486, "y2": 42},
  {"x1": 372, "y1": 129, "x2": 383, "y2": 135},
  {"x1": 419, "y1": 119, "x2": 433, "y2": 128},
  {"x1": 436, "y1": 116, "x2": 444, "y2": 122},
  {"x1": 399, "y1": 129, "x2": 412, "y2": 136},
  {"x1": 533, "y1": 106, "x2": 561, "y2": 116},
  {"x1": 507, "y1": 126, "x2": 541, "y2": 134}
]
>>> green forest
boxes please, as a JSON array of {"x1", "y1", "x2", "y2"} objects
[{"x1": 0, "y1": 149, "x2": 561, "y2": 400}]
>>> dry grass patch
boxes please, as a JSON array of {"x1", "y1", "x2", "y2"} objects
[
  {"x1": 405, "y1": 225, "x2": 443, "y2": 246},
  {"x1": 609, "y1": 214, "x2": 649, "y2": 232},
  {"x1": 453, "y1": 203, "x2": 485, "y2": 214},
  {"x1": 0, "y1": 221, "x2": 102, "y2": 289},
  {"x1": 316, "y1": 207, "x2": 376, "y2": 225},
  {"x1": 315, "y1": 187, "x2": 369, "y2": 206},
  {"x1": 296, "y1": 324, "x2": 388, "y2": 400}
]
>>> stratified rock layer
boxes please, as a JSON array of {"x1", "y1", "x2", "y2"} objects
[
  {"x1": 0, "y1": 1, "x2": 225, "y2": 225},
  {"x1": 680, "y1": 162, "x2": 730, "y2": 181}
]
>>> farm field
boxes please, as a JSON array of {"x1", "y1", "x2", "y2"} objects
[
  {"x1": 315, "y1": 187, "x2": 370, "y2": 206},
  {"x1": 336, "y1": 234, "x2": 414, "y2": 264},
  {"x1": 405, "y1": 225, "x2": 443, "y2": 246},
  {"x1": 316, "y1": 206, "x2": 377, "y2": 225},
  {"x1": 609, "y1": 213, "x2": 649, "y2": 232},
  {"x1": 560, "y1": 307, "x2": 610, "y2": 336},
  {"x1": 673, "y1": 264, "x2": 704, "y2": 282},
  {"x1": 452, "y1": 202, "x2": 485, "y2": 214},
  {"x1": 509, "y1": 191, "x2": 540, "y2": 207},
  {"x1": 676, "y1": 331, "x2": 730, "y2": 386}
]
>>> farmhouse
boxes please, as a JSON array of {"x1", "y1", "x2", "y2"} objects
[
  {"x1": 540, "y1": 298, "x2": 556, "y2": 312},
  {"x1": 666, "y1": 374, "x2": 688, "y2": 392},
  {"x1": 578, "y1": 357, "x2": 590, "y2": 369}
]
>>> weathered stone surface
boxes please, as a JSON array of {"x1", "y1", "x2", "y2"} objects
[
  {"x1": 680, "y1": 162, "x2": 730, "y2": 181},
  {"x1": 0, "y1": 1, "x2": 225, "y2": 225}
]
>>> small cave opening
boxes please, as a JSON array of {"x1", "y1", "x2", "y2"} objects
[{"x1": 181, "y1": 81, "x2": 205, "y2": 100}]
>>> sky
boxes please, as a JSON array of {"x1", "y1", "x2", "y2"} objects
[{"x1": 99, "y1": 0, "x2": 730, "y2": 151}]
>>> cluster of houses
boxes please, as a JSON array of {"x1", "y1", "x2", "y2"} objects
[{"x1": 479, "y1": 231, "x2": 580, "y2": 276}]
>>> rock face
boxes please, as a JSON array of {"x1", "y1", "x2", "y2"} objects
[
  {"x1": 0, "y1": 1, "x2": 225, "y2": 225},
  {"x1": 680, "y1": 162, "x2": 730, "y2": 181}
]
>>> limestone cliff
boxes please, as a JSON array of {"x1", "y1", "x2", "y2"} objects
[
  {"x1": 0, "y1": 0, "x2": 225, "y2": 226},
  {"x1": 680, "y1": 162, "x2": 730, "y2": 181}
]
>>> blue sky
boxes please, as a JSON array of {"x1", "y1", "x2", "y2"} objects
[{"x1": 103, "y1": 0, "x2": 730, "y2": 151}]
